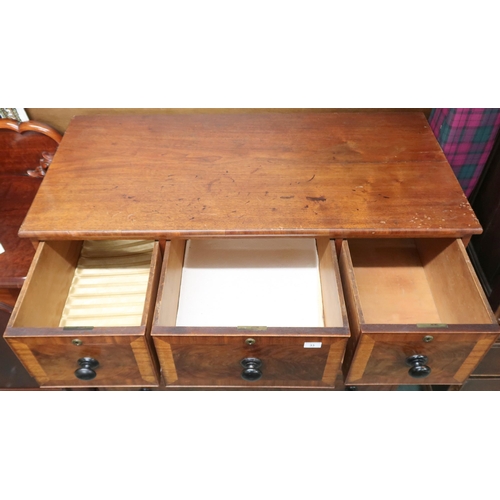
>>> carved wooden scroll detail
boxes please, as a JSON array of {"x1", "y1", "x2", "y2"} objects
[
  {"x1": 0, "y1": 118, "x2": 62, "y2": 143},
  {"x1": 0, "y1": 118, "x2": 62, "y2": 177}
]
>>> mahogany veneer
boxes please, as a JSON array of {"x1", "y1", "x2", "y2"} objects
[
  {"x1": 19, "y1": 113, "x2": 479, "y2": 240},
  {"x1": 4, "y1": 112, "x2": 498, "y2": 389}
]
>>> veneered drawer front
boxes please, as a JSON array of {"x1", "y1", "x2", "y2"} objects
[
  {"x1": 340, "y1": 238, "x2": 500, "y2": 385},
  {"x1": 345, "y1": 330, "x2": 496, "y2": 385},
  {"x1": 154, "y1": 331, "x2": 347, "y2": 388},
  {"x1": 6, "y1": 332, "x2": 158, "y2": 387},
  {"x1": 471, "y1": 343, "x2": 500, "y2": 376}
]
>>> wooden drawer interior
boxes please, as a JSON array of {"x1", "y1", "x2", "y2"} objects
[
  {"x1": 156, "y1": 237, "x2": 345, "y2": 329},
  {"x1": 346, "y1": 238, "x2": 495, "y2": 326},
  {"x1": 340, "y1": 238, "x2": 499, "y2": 386},
  {"x1": 10, "y1": 240, "x2": 157, "y2": 329}
]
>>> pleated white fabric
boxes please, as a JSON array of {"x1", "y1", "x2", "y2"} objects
[{"x1": 59, "y1": 240, "x2": 154, "y2": 328}]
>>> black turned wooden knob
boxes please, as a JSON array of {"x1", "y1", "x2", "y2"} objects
[
  {"x1": 75, "y1": 357, "x2": 99, "y2": 380},
  {"x1": 406, "y1": 354, "x2": 431, "y2": 378},
  {"x1": 240, "y1": 357, "x2": 263, "y2": 381}
]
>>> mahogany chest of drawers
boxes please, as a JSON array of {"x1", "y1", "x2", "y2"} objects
[{"x1": 4, "y1": 112, "x2": 498, "y2": 389}]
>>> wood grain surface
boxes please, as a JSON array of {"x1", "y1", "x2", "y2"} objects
[
  {"x1": 5, "y1": 334, "x2": 159, "y2": 387},
  {"x1": 345, "y1": 332, "x2": 497, "y2": 385},
  {"x1": 4, "y1": 239, "x2": 162, "y2": 388},
  {"x1": 19, "y1": 112, "x2": 481, "y2": 240},
  {"x1": 153, "y1": 334, "x2": 347, "y2": 388},
  {"x1": 339, "y1": 239, "x2": 500, "y2": 385},
  {"x1": 25, "y1": 108, "x2": 433, "y2": 135}
]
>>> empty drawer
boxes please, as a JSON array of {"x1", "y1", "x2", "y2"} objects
[{"x1": 339, "y1": 238, "x2": 499, "y2": 385}]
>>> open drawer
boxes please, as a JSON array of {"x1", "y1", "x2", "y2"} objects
[
  {"x1": 339, "y1": 238, "x2": 500, "y2": 386},
  {"x1": 4, "y1": 240, "x2": 161, "y2": 388},
  {"x1": 152, "y1": 238, "x2": 350, "y2": 388}
]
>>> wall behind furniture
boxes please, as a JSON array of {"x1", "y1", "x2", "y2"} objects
[{"x1": 26, "y1": 108, "x2": 432, "y2": 135}]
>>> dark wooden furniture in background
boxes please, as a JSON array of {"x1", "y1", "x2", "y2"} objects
[
  {"x1": 0, "y1": 119, "x2": 62, "y2": 304},
  {"x1": 4, "y1": 113, "x2": 498, "y2": 389},
  {"x1": 0, "y1": 303, "x2": 38, "y2": 388},
  {"x1": 0, "y1": 119, "x2": 61, "y2": 389},
  {"x1": 462, "y1": 130, "x2": 500, "y2": 390},
  {"x1": 468, "y1": 130, "x2": 500, "y2": 317}
]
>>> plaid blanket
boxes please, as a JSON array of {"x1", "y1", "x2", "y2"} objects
[{"x1": 428, "y1": 108, "x2": 500, "y2": 196}]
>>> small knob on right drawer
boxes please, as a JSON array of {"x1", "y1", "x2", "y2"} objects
[
  {"x1": 75, "y1": 357, "x2": 99, "y2": 380},
  {"x1": 406, "y1": 354, "x2": 431, "y2": 378}
]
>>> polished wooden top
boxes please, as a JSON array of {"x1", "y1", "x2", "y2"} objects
[{"x1": 19, "y1": 113, "x2": 481, "y2": 240}]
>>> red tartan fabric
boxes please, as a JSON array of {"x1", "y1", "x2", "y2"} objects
[{"x1": 428, "y1": 108, "x2": 500, "y2": 196}]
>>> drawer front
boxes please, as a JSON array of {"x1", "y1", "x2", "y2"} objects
[
  {"x1": 345, "y1": 332, "x2": 496, "y2": 385},
  {"x1": 154, "y1": 335, "x2": 347, "y2": 388},
  {"x1": 6, "y1": 334, "x2": 159, "y2": 387},
  {"x1": 471, "y1": 343, "x2": 500, "y2": 376}
]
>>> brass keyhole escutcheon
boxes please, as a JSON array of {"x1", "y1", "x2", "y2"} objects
[
  {"x1": 72, "y1": 339, "x2": 83, "y2": 346},
  {"x1": 245, "y1": 338, "x2": 256, "y2": 346},
  {"x1": 423, "y1": 335, "x2": 434, "y2": 343}
]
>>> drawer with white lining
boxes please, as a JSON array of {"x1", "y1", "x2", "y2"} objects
[{"x1": 151, "y1": 237, "x2": 349, "y2": 388}]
